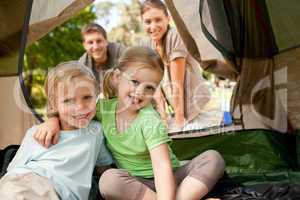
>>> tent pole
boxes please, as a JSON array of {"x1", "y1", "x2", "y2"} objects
[{"x1": 18, "y1": 0, "x2": 43, "y2": 123}]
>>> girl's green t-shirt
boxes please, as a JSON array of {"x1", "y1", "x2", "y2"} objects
[{"x1": 96, "y1": 98, "x2": 180, "y2": 178}]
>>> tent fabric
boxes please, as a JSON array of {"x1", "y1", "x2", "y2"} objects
[
  {"x1": 284, "y1": 48, "x2": 300, "y2": 129},
  {"x1": 231, "y1": 58, "x2": 287, "y2": 132},
  {"x1": 170, "y1": 129, "x2": 299, "y2": 185},
  {"x1": 30, "y1": 0, "x2": 85, "y2": 25},
  {"x1": 297, "y1": 130, "x2": 300, "y2": 168},
  {"x1": 0, "y1": 77, "x2": 36, "y2": 149},
  {"x1": 171, "y1": 130, "x2": 297, "y2": 173},
  {"x1": 232, "y1": 47, "x2": 300, "y2": 130},
  {"x1": 214, "y1": 184, "x2": 300, "y2": 199},
  {"x1": 0, "y1": 145, "x2": 19, "y2": 178},
  {"x1": 0, "y1": 0, "x2": 27, "y2": 77},
  {"x1": 164, "y1": 0, "x2": 300, "y2": 131},
  {"x1": 0, "y1": 0, "x2": 94, "y2": 76},
  {"x1": 199, "y1": 0, "x2": 278, "y2": 59},
  {"x1": 266, "y1": 0, "x2": 300, "y2": 51},
  {"x1": 164, "y1": 0, "x2": 239, "y2": 81},
  {"x1": 28, "y1": 0, "x2": 94, "y2": 43}
]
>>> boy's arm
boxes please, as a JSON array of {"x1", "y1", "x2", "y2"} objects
[
  {"x1": 33, "y1": 117, "x2": 61, "y2": 148},
  {"x1": 150, "y1": 143, "x2": 176, "y2": 200}
]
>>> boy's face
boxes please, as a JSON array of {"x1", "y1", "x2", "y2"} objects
[
  {"x1": 55, "y1": 77, "x2": 97, "y2": 130},
  {"x1": 82, "y1": 32, "x2": 108, "y2": 64}
]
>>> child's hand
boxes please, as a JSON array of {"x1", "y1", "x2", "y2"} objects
[{"x1": 33, "y1": 117, "x2": 60, "y2": 148}]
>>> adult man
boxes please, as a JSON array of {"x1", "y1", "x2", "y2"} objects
[{"x1": 79, "y1": 23, "x2": 125, "y2": 92}]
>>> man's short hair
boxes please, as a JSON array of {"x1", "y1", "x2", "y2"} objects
[{"x1": 81, "y1": 23, "x2": 107, "y2": 40}]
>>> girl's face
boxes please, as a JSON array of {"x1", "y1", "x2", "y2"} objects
[
  {"x1": 55, "y1": 76, "x2": 97, "y2": 130},
  {"x1": 116, "y1": 66, "x2": 162, "y2": 112},
  {"x1": 142, "y1": 7, "x2": 170, "y2": 43}
]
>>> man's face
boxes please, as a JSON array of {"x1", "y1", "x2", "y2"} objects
[{"x1": 82, "y1": 32, "x2": 108, "y2": 64}]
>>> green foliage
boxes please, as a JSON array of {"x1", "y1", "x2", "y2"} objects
[
  {"x1": 25, "y1": 6, "x2": 96, "y2": 71},
  {"x1": 24, "y1": 6, "x2": 96, "y2": 111},
  {"x1": 202, "y1": 70, "x2": 212, "y2": 80}
]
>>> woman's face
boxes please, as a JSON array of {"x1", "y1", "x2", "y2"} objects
[{"x1": 142, "y1": 7, "x2": 170, "y2": 43}]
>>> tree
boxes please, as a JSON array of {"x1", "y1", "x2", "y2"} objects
[
  {"x1": 95, "y1": 0, "x2": 146, "y2": 46},
  {"x1": 95, "y1": 1, "x2": 116, "y2": 28},
  {"x1": 24, "y1": 6, "x2": 96, "y2": 111}
]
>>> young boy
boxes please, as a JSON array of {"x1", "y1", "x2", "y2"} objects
[{"x1": 0, "y1": 61, "x2": 113, "y2": 200}]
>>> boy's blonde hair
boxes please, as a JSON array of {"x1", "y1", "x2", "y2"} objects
[
  {"x1": 103, "y1": 46, "x2": 164, "y2": 99},
  {"x1": 45, "y1": 61, "x2": 99, "y2": 117}
]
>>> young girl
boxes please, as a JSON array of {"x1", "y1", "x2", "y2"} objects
[
  {"x1": 141, "y1": 0, "x2": 212, "y2": 130},
  {"x1": 34, "y1": 47, "x2": 225, "y2": 200},
  {"x1": 0, "y1": 61, "x2": 113, "y2": 200}
]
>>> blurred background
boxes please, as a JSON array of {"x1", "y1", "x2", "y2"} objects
[{"x1": 24, "y1": 0, "x2": 232, "y2": 120}]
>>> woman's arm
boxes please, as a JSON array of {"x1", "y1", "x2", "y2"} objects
[
  {"x1": 33, "y1": 117, "x2": 61, "y2": 148},
  {"x1": 153, "y1": 86, "x2": 168, "y2": 126},
  {"x1": 150, "y1": 143, "x2": 176, "y2": 200},
  {"x1": 169, "y1": 57, "x2": 186, "y2": 128}
]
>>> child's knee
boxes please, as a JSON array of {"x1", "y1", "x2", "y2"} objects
[
  {"x1": 99, "y1": 169, "x2": 150, "y2": 200},
  {"x1": 203, "y1": 150, "x2": 225, "y2": 170},
  {"x1": 99, "y1": 169, "x2": 120, "y2": 190},
  {"x1": 98, "y1": 169, "x2": 127, "y2": 198}
]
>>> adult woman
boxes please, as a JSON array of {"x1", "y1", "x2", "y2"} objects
[{"x1": 141, "y1": 0, "x2": 211, "y2": 129}]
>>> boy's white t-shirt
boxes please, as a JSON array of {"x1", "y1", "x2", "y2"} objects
[{"x1": 6, "y1": 120, "x2": 113, "y2": 200}]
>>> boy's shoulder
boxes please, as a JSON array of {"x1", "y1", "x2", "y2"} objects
[
  {"x1": 86, "y1": 120, "x2": 103, "y2": 134},
  {"x1": 88, "y1": 120, "x2": 102, "y2": 128},
  {"x1": 20, "y1": 125, "x2": 46, "y2": 146},
  {"x1": 25, "y1": 125, "x2": 39, "y2": 137},
  {"x1": 86, "y1": 121, "x2": 105, "y2": 148}
]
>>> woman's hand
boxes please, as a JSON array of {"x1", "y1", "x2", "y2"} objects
[{"x1": 33, "y1": 117, "x2": 61, "y2": 148}]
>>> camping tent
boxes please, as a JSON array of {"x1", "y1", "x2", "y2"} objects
[
  {"x1": 165, "y1": 0, "x2": 300, "y2": 132},
  {"x1": 1, "y1": 0, "x2": 300, "y2": 194},
  {"x1": 0, "y1": 0, "x2": 93, "y2": 147},
  {"x1": 164, "y1": 0, "x2": 300, "y2": 186}
]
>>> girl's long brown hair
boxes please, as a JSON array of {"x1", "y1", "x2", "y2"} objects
[{"x1": 141, "y1": 0, "x2": 170, "y2": 60}]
